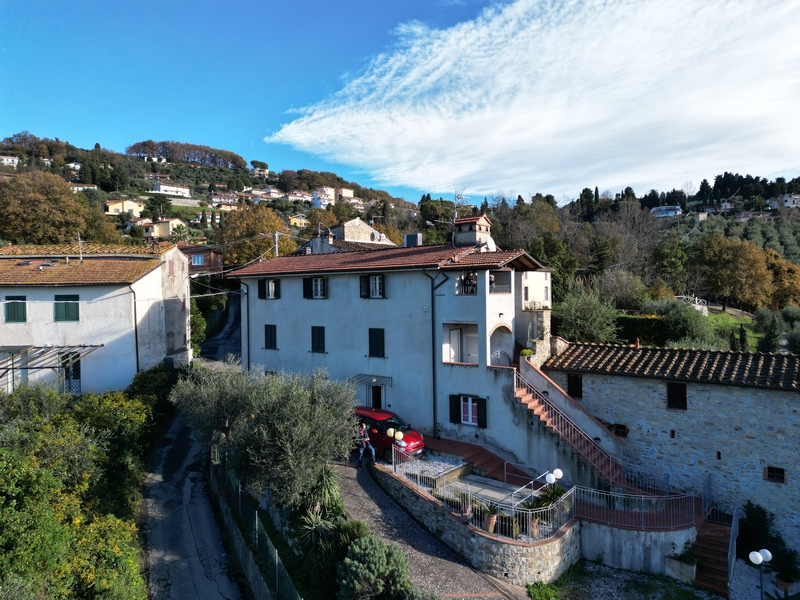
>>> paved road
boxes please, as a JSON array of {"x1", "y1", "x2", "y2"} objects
[
  {"x1": 143, "y1": 416, "x2": 242, "y2": 600},
  {"x1": 337, "y1": 461, "x2": 528, "y2": 600},
  {"x1": 200, "y1": 293, "x2": 241, "y2": 362}
]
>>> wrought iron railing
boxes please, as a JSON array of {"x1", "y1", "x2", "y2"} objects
[
  {"x1": 515, "y1": 372, "x2": 625, "y2": 488},
  {"x1": 727, "y1": 505, "x2": 740, "y2": 585},
  {"x1": 702, "y1": 472, "x2": 714, "y2": 516},
  {"x1": 573, "y1": 487, "x2": 697, "y2": 530},
  {"x1": 392, "y1": 447, "x2": 698, "y2": 541}
]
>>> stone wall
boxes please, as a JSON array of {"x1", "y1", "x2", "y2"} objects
[
  {"x1": 373, "y1": 466, "x2": 581, "y2": 586},
  {"x1": 545, "y1": 370, "x2": 800, "y2": 552}
]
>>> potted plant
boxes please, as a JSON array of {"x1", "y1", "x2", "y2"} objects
[
  {"x1": 482, "y1": 503, "x2": 500, "y2": 533},
  {"x1": 772, "y1": 548, "x2": 799, "y2": 594}
]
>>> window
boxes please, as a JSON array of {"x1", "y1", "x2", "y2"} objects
[
  {"x1": 449, "y1": 394, "x2": 487, "y2": 428},
  {"x1": 60, "y1": 352, "x2": 81, "y2": 395},
  {"x1": 54, "y1": 295, "x2": 79, "y2": 321},
  {"x1": 360, "y1": 275, "x2": 385, "y2": 299},
  {"x1": 567, "y1": 374, "x2": 583, "y2": 399},
  {"x1": 609, "y1": 423, "x2": 629, "y2": 438},
  {"x1": 4, "y1": 296, "x2": 26, "y2": 322},
  {"x1": 544, "y1": 286, "x2": 549, "y2": 301},
  {"x1": 264, "y1": 324, "x2": 277, "y2": 350},
  {"x1": 460, "y1": 272, "x2": 477, "y2": 295},
  {"x1": 311, "y1": 326, "x2": 325, "y2": 353},
  {"x1": 191, "y1": 254, "x2": 205, "y2": 266},
  {"x1": 303, "y1": 277, "x2": 327, "y2": 299},
  {"x1": 524, "y1": 287, "x2": 529, "y2": 301},
  {"x1": 258, "y1": 278, "x2": 281, "y2": 300},
  {"x1": 368, "y1": 328, "x2": 385, "y2": 358},
  {"x1": 765, "y1": 467, "x2": 786, "y2": 484},
  {"x1": 667, "y1": 382, "x2": 687, "y2": 410}
]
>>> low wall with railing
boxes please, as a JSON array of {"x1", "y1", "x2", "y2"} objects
[{"x1": 374, "y1": 464, "x2": 581, "y2": 586}]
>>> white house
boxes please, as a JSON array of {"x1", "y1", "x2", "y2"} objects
[
  {"x1": 311, "y1": 186, "x2": 336, "y2": 209},
  {"x1": 231, "y1": 215, "x2": 557, "y2": 457},
  {"x1": 0, "y1": 156, "x2": 20, "y2": 168},
  {"x1": 649, "y1": 205, "x2": 682, "y2": 218},
  {"x1": 151, "y1": 183, "x2": 191, "y2": 198},
  {"x1": 767, "y1": 194, "x2": 800, "y2": 210},
  {"x1": 0, "y1": 243, "x2": 192, "y2": 394}
]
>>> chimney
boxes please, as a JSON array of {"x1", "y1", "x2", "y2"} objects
[{"x1": 635, "y1": 338, "x2": 640, "y2": 349}]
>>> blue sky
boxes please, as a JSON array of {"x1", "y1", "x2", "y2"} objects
[{"x1": 1, "y1": 0, "x2": 799, "y2": 205}]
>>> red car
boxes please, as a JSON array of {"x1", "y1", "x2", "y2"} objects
[{"x1": 355, "y1": 406, "x2": 426, "y2": 462}]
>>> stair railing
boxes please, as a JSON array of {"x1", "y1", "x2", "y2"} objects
[{"x1": 515, "y1": 371, "x2": 625, "y2": 488}]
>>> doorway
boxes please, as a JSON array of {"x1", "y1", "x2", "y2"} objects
[{"x1": 370, "y1": 385, "x2": 383, "y2": 409}]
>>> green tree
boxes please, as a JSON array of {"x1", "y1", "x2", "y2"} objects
[
  {"x1": 215, "y1": 205, "x2": 295, "y2": 265},
  {"x1": 758, "y1": 314, "x2": 781, "y2": 353},
  {"x1": 145, "y1": 195, "x2": 172, "y2": 219},
  {"x1": 189, "y1": 297, "x2": 207, "y2": 356},
  {"x1": 555, "y1": 285, "x2": 618, "y2": 343},
  {"x1": 654, "y1": 233, "x2": 688, "y2": 294},
  {"x1": 691, "y1": 234, "x2": 773, "y2": 309},
  {"x1": 0, "y1": 171, "x2": 88, "y2": 244},
  {"x1": 170, "y1": 367, "x2": 357, "y2": 508}
]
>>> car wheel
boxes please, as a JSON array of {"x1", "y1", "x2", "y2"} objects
[{"x1": 383, "y1": 447, "x2": 393, "y2": 463}]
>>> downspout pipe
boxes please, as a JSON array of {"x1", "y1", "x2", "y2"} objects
[
  {"x1": 423, "y1": 270, "x2": 449, "y2": 438},
  {"x1": 128, "y1": 285, "x2": 140, "y2": 373},
  {"x1": 240, "y1": 281, "x2": 251, "y2": 372}
]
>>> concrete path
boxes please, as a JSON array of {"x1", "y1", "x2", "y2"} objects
[
  {"x1": 143, "y1": 416, "x2": 242, "y2": 600},
  {"x1": 336, "y1": 461, "x2": 528, "y2": 600}
]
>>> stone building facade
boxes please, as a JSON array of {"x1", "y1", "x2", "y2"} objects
[{"x1": 542, "y1": 342, "x2": 800, "y2": 552}]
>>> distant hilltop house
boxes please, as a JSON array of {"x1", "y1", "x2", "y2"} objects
[
  {"x1": 68, "y1": 183, "x2": 98, "y2": 194},
  {"x1": 126, "y1": 217, "x2": 187, "y2": 240},
  {"x1": 311, "y1": 186, "x2": 336, "y2": 209},
  {"x1": 105, "y1": 199, "x2": 146, "y2": 218},
  {"x1": 250, "y1": 166, "x2": 269, "y2": 177},
  {"x1": 66, "y1": 162, "x2": 81, "y2": 171},
  {"x1": 151, "y1": 183, "x2": 191, "y2": 198},
  {"x1": 0, "y1": 155, "x2": 20, "y2": 168},
  {"x1": 0, "y1": 243, "x2": 191, "y2": 394},
  {"x1": 649, "y1": 205, "x2": 682, "y2": 218},
  {"x1": 144, "y1": 172, "x2": 170, "y2": 181},
  {"x1": 766, "y1": 194, "x2": 800, "y2": 210},
  {"x1": 143, "y1": 155, "x2": 167, "y2": 164},
  {"x1": 289, "y1": 214, "x2": 310, "y2": 228},
  {"x1": 287, "y1": 190, "x2": 313, "y2": 203}
]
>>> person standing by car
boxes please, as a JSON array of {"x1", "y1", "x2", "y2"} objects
[{"x1": 357, "y1": 422, "x2": 375, "y2": 469}]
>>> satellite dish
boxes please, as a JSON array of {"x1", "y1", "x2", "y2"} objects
[{"x1": 486, "y1": 236, "x2": 497, "y2": 252}]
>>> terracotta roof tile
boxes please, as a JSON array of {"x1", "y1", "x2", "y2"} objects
[
  {"x1": 0, "y1": 243, "x2": 173, "y2": 257},
  {"x1": 543, "y1": 342, "x2": 799, "y2": 392},
  {"x1": 0, "y1": 257, "x2": 163, "y2": 286},
  {"x1": 231, "y1": 244, "x2": 542, "y2": 277}
]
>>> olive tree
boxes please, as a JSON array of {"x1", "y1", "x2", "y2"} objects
[{"x1": 170, "y1": 365, "x2": 358, "y2": 508}]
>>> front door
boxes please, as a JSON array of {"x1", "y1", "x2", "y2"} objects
[
  {"x1": 60, "y1": 352, "x2": 81, "y2": 396},
  {"x1": 371, "y1": 385, "x2": 383, "y2": 409}
]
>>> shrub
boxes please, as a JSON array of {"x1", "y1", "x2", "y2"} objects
[
  {"x1": 787, "y1": 323, "x2": 800, "y2": 355},
  {"x1": 781, "y1": 305, "x2": 800, "y2": 329},
  {"x1": 336, "y1": 535, "x2": 411, "y2": 600}
]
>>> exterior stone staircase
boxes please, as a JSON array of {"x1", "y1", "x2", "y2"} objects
[{"x1": 515, "y1": 374, "x2": 629, "y2": 490}]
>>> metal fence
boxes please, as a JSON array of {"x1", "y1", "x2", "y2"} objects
[
  {"x1": 393, "y1": 447, "x2": 698, "y2": 541},
  {"x1": 210, "y1": 456, "x2": 302, "y2": 600},
  {"x1": 573, "y1": 487, "x2": 697, "y2": 530}
]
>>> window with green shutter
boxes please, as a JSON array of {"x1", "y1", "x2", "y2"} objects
[
  {"x1": 5, "y1": 296, "x2": 26, "y2": 322},
  {"x1": 54, "y1": 295, "x2": 80, "y2": 321}
]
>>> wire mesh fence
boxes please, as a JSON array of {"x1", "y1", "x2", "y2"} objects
[{"x1": 210, "y1": 456, "x2": 302, "y2": 600}]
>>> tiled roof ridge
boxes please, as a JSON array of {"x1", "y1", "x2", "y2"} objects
[
  {"x1": 545, "y1": 341, "x2": 798, "y2": 392},
  {"x1": 0, "y1": 243, "x2": 173, "y2": 257}
]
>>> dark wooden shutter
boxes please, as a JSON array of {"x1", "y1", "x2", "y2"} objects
[
  {"x1": 379, "y1": 274, "x2": 385, "y2": 298},
  {"x1": 258, "y1": 279, "x2": 266, "y2": 299},
  {"x1": 369, "y1": 328, "x2": 385, "y2": 357},
  {"x1": 264, "y1": 324, "x2": 277, "y2": 349},
  {"x1": 303, "y1": 277, "x2": 312, "y2": 299},
  {"x1": 360, "y1": 275, "x2": 369, "y2": 298},
  {"x1": 477, "y1": 397, "x2": 487, "y2": 429},
  {"x1": 320, "y1": 277, "x2": 327, "y2": 298},
  {"x1": 449, "y1": 395, "x2": 460, "y2": 424},
  {"x1": 272, "y1": 279, "x2": 281, "y2": 299}
]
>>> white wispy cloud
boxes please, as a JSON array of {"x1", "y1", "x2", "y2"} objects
[{"x1": 267, "y1": 0, "x2": 800, "y2": 200}]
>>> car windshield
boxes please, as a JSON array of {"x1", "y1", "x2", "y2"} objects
[{"x1": 379, "y1": 415, "x2": 410, "y2": 432}]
